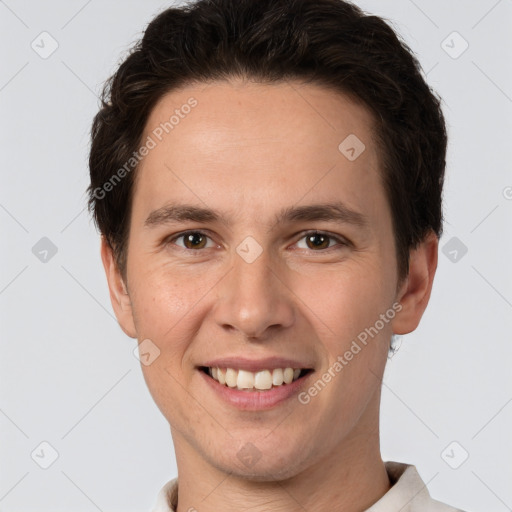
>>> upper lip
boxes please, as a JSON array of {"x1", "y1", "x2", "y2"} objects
[{"x1": 199, "y1": 356, "x2": 315, "y2": 373}]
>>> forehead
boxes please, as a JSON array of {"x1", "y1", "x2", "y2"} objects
[
  {"x1": 133, "y1": 79, "x2": 386, "y2": 226},
  {"x1": 144, "y1": 79, "x2": 376, "y2": 156}
]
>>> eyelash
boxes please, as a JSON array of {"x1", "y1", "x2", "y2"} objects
[{"x1": 166, "y1": 230, "x2": 350, "y2": 253}]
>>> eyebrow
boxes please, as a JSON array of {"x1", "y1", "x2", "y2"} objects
[{"x1": 143, "y1": 201, "x2": 369, "y2": 231}]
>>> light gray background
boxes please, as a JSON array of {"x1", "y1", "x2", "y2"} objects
[{"x1": 1, "y1": 1, "x2": 511, "y2": 511}]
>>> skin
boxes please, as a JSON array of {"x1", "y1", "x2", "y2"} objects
[{"x1": 101, "y1": 79, "x2": 438, "y2": 512}]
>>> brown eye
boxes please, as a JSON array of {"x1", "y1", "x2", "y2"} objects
[
  {"x1": 182, "y1": 232, "x2": 207, "y2": 249},
  {"x1": 305, "y1": 233, "x2": 331, "y2": 250},
  {"x1": 295, "y1": 231, "x2": 348, "y2": 251},
  {"x1": 170, "y1": 231, "x2": 214, "y2": 250}
]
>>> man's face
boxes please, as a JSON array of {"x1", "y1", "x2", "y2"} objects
[{"x1": 108, "y1": 80, "x2": 408, "y2": 479}]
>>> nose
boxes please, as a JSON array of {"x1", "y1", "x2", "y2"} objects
[{"x1": 213, "y1": 245, "x2": 295, "y2": 340}]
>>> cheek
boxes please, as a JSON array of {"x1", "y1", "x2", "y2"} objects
[
  {"x1": 128, "y1": 252, "x2": 206, "y2": 334},
  {"x1": 131, "y1": 281, "x2": 187, "y2": 339},
  {"x1": 129, "y1": 265, "x2": 209, "y2": 421},
  {"x1": 294, "y1": 265, "x2": 392, "y2": 431},
  {"x1": 127, "y1": 256, "x2": 229, "y2": 386},
  {"x1": 290, "y1": 258, "x2": 394, "y2": 344}
]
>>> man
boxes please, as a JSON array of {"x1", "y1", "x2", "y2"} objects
[{"x1": 87, "y1": 0, "x2": 465, "y2": 510}]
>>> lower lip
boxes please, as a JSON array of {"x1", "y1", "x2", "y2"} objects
[{"x1": 199, "y1": 369, "x2": 313, "y2": 411}]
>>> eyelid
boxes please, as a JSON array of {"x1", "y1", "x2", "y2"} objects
[
  {"x1": 294, "y1": 229, "x2": 351, "y2": 250},
  {"x1": 166, "y1": 229, "x2": 220, "y2": 250},
  {"x1": 166, "y1": 229, "x2": 351, "y2": 252}
]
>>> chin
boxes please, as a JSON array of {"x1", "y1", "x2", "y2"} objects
[{"x1": 207, "y1": 441, "x2": 311, "y2": 482}]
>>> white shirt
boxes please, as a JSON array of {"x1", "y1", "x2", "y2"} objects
[{"x1": 151, "y1": 461, "x2": 466, "y2": 511}]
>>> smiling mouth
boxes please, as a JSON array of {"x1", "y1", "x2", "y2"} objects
[{"x1": 199, "y1": 366, "x2": 313, "y2": 391}]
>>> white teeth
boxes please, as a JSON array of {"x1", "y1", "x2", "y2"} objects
[
  {"x1": 254, "y1": 370, "x2": 273, "y2": 390},
  {"x1": 283, "y1": 368, "x2": 294, "y2": 384},
  {"x1": 237, "y1": 369, "x2": 254, "y2": 389},
  {"x1": 225, "y1": 368, "x2": 237, "y2": 388},
  {"x1": 272, "y1": 368, "x2": 284, "y2": 386},
  {"x1": 206, "y1": 366, "x2": 306, "y2": 391}
]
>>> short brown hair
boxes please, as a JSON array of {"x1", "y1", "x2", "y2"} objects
[{"x1": 87, "y1": 0, "x2": 447, "y2": 282}]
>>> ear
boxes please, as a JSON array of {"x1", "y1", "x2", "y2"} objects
[
  {"x1": 392, "y1": 230, "x2": 438, "y2": 335},
  {"x1": 100, "y1": 236, "x2": 137, "y2": 339}
]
